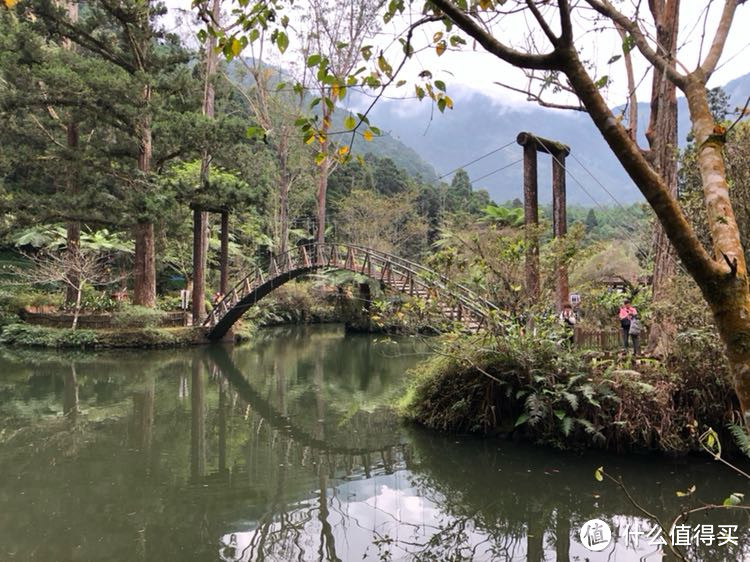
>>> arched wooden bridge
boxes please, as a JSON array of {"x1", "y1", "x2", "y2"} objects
[{"x1": 203, "y1": 242, "x2": 499, "y2": 340}]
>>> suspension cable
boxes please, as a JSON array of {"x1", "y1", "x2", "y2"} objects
[{"x1": 436, "y1": 140, "x2": 517, "y2": 181}]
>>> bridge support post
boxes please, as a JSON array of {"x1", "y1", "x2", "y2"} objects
[
  {"x1": 192, "y1": 207, "x2": 206, "y2": 324},
  {"x1": 552, "y1": 153, "x2": 570, "y2": 311},
  {"x1": 521, "y1": 142, "x2": 540, "y2": 300},
  {"x1": 220, "y1": 210, "x2": 229, "y2": 296},
  {"x1": 517, "y1": 132, "x2": 571, "y2": 310}
]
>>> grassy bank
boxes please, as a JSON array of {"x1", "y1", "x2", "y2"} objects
[
  {"x1": 397, "y1": 327, "x2": 737, "y2": 455},
  {"x1": 0, "y1": 323, "x2": 208, "y2": 349}
]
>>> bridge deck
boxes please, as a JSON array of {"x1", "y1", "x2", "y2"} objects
[{"x1": 203, "y1": 243, "x2": 499, "y2": 340}]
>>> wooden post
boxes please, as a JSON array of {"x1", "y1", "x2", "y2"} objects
[
  {"x1": 517, "y1": 132, "x2": 571, "y2": 307},
  {"x1": 220, "y1": 210, "x2": 229, "y2": 296},
  {"x1": 520, "y1": 141, "x2": 539, "y2": 300},
  {"x1": 192, "y1": 208, "x2": 206, "y2": 324},
  {"x1": 552, "y1": 152, "x2": 569, "y2": 311}
]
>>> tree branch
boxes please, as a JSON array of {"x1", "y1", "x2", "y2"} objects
[
  {"x1": 559, "y1": 50, "x2": 718, "y2": 283},
  {"x1": 699, "y1": 0, "x2": 740, "y2": 79},
  {"x1": 493, "y1": 80, "x2": 586, "y2": 111},
  {"x1": 584, "y1": 0, "x2": 687, "y2": 89},
  {"x1": 525, "y1": 0, "x2": 559, "y2": 46},
  {"x1": 429, "y1": 0, "x2": 562, "y2": 70}
]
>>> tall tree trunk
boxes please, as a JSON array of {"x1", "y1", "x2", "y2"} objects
[
  {"x1": 315, "y1": 147, "x2": 330, "y2": 246},
  {"x1": 133, "y1": 84, "x2": 156, "y2": 307},
  {"x1": 63, "y1": 0, "x2": 80, "y2": 306},
  {"x1": 279, "y1": 178, "x2": 290, "y2": 255},
  {"x1": 65, "y1": 217, "x2": 80, "y2": 305},
  {"x1": 192, "y1": 0, "x2": 220, "y2": 315},
  {"x1": 315, "y1": 99, "x2": 333, "y2": 246},
  {"x1": 647, "y1": 0, "x2": 680, "y2": 354},
  {"x1": 685, "y1": 77, "x2": 750, "y2": 424},
  {"x1": 133, "y1": 221, "x2": 156, "y2": 307},
  {"x1": 278, "y1": 134, "x2": 291, "y2": 256}
]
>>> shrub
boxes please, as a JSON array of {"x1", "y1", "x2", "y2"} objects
[
  {"x1": 0, "y1": 323, "x2": 98, "y2": 347},
  {"x1": 111, "y1": 305, "x2": 166, "y2": 328},
  {"x1": 157, "y1": 294, "x2": 183, "y2": 311},
  {"x1": 0, "y1": 287, "x2": 60, "y2": 313},
  {"x1": 399, "y1": 314, "x2": 736, "y2": 454}
]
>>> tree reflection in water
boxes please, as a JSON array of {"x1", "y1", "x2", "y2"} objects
[{"x1": 1, "y1": 327, "x2": 750, "y2": 561}]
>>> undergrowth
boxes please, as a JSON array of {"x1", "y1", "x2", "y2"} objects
[{"x1": 399, "y1": 315, "x2": 736, "y2": 454}]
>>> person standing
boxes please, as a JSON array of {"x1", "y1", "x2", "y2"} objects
[
  {"x1": 618, "y1": 299, "x2": 638, "y2": 353},
  {"x1": 559, "y1": 304, "x2": 577, "y2": 346},
  {"x1": 628, "y1": 312, "x2": 641, "y2": 356}
]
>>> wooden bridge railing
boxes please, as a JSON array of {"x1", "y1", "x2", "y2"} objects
[{"x1": 203, "y1": 242, "x2": 500, "y2": 337}]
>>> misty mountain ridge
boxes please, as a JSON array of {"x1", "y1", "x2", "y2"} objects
[{"x1": 357, "y1": 72, "x2": 750, "y2": 206}]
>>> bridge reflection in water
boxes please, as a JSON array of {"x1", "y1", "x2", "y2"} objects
[{"x1": 1, "y1": 326, "x2": 749, "y2": 562}]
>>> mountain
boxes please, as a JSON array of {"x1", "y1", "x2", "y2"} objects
[
  {"x1": 351, "y1": 130, "x2": 438, "y2": 182},
  {"x1": 355, "y1": 73, "x2": 750, "y2": 205},
  {"x1": 226, "y1": 58, "x2": 438, "y2": 184}
]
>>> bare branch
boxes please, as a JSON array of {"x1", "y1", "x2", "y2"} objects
[
  {"x1": 584, "y1": 0, "x2": 687, "y2": 89},
  {"x1": 429, "y1": 0, "x2": 562, "y2": 70},
  {"x1": 558, "y1": 0, "x2": 574, "y2": 44},
  {"x1": 525, "y1": 0, "x2": 559, "y2": 45},
  {"x1": 699, "y1": 0, "x2": 741, "y2": 79},
  {"x1": 614, "y1": 23, "x2": 639, "y2": 142},
  {"x1": 493, "y1": 80, "x2": 586, "y2": 111}
]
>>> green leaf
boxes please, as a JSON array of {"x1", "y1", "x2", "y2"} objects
[
  {"x1": 344, "y1": 115, "x2": 356, "y2": 130},
  {"x1": 622, "y1": 34, "x2": 635, "y2": 54},
  {"x1": 594, "y1": 75, "x2": 609, "y2": 89},
  {"x1": 377, "y1": 55, "x2": 393, "y2": 77},
  {"x1": 306, "y1": 54, "x2": 322, "y2": 67},
  {"x1": 437, "y1": 98, "x2": 446, "y2": 113},
  {"x1": 249, "y1": 29, "x2": 260, "y2": 43},
  {"x1": 515, "y1": 413, "x2": 529, "y2": 427},
  {"x1": 594, "y1": 466, "x2": 604, "y2": 482},
  {"x1": 276, "y1": 31, "x2": 289, "y2": 54},
  {"x1": 554, "y1": 410, "x2": 566, "y2": 421},
  {"x1": 724, "y1": 492, "x2": 744, "y2": 506},
  {"x1": 434, "y1": 80, "x2": 446, "y2": 92},
  {"x1": 607, "y1": 54, "x2": 622, "y2": 64},
  {"x1": 449, "y1": 35, "x2": 467, "y2": 47}
]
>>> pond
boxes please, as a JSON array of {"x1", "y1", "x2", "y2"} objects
[{"x1": 0, "y1": 324, "x2": 748, "y2": 561}]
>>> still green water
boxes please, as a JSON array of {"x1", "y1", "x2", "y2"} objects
[{"x1": 0, "y1": 324, "x2": 749, "y2": 561}]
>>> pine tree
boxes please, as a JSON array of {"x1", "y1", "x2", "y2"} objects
[{"x1": 584, "y1": 209, "x2": 599, "y2": 233}]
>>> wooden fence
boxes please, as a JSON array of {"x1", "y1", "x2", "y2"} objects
[{"x1": 573, "y1": 327, "x2": 644, "y2": 351}]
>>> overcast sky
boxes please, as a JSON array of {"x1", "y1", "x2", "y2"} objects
[{"x1": 167, "y1": 1, "x2": 749, "y2": 109}]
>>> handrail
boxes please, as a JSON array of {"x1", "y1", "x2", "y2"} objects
[
  {"x1": 203, "y1": 242, "x2": 499, "y2": 331},
  {"x1": 342, "y1": 243, "x2": 500, "y2": 313}
]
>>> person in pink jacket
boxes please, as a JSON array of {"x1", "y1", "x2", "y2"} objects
[{"x1": 618, "y1": 299, "x2": 639, "y2": 354}]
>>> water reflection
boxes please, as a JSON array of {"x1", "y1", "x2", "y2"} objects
[{"x1": 1, "y1": 325, "x2": 749, "y2": 561}]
